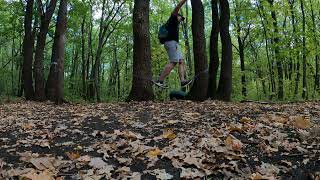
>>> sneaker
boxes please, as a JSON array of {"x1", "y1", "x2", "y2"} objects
[
  {"x1": 181, "y1": 79, "x2": 193, "y2": 87},
  {"x1": 153, "y1": 80, "x2": 168, "y2": 88}
]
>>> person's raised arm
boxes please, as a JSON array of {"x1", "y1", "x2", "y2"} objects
[{"x1": 172, "y1": 0, "x2": 187, "y2": 15}]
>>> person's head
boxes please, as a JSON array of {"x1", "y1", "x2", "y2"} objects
[{"x1": 177, "y1": 14, "x2": 185, "y2": 22}]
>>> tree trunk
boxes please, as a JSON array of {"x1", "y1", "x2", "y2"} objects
[
  {"x1": 81, "y1": 17, "x2": 86, "y2": 98},
  {"x1": 234, "y1": 2, "x2": 247, "y2": 98},
  {"x1": 11, "y1": 35, "x2": 15, "y2": 95},
  {"x1": 187, "y1": 0, "x2": 208, "y2": 101},
  {"x1": 22, "y1": 0, "x2": 35, "y2": 100},
  {"x1": 257, "y1": 1, "x2": 275, "y2": 99},
  {"x1": 87, "y1": 6, "x2": 93, "y2": 99},
  {"x1": 45, "y1": 0, "x2": 68, "y2": 104},
  {"x1": 300, "y1": 0, "x2": 307, "y2": 99},
  {"x1": 69, "y1": 46, "x2": 78, "y2": 90},
  {"x1": 309, "y1": 0, "x2": 319, "y2": 92},
  {"x1": 268, "y1": 0, "x2": 284, "y2": 100},
  {"x1": 127, "y1": 0, "x2": 154, "y2": 101},
  {"x1": 207, "y1": 0, "x2": 220, "y2": 99},
  {"x1": 217, "y1": 0, "x2": 233, "y2": 101},
  {"x1": 114, "y1": 45, "x2": 121, "y2": 99},
  {"x1": 181, "y1": 2, "x2": 192, "y2": 77},
  {"x1": 33, "y1": 0, "x2": 57, "y2": 101}
]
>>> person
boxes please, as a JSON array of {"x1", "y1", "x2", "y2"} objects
[{"x1": 155, "y1": 0, "x2": 192, "y2": 88}]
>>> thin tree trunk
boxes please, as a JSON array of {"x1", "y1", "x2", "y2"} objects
[
  {"x1": 127, "y1": 0, "x2": 154, "y2": 101},
  {"x1": 268, "y1": 0, "x2": 284, "y2": 100},
  {"x1": 11, "y1": 35, "x2": 15, "y2": 95},
  {"x1": 87, "y1": 6, "x2": 93, "y2": 99},
  {"x1": 300, "y1": 0, "x2": 307, "y2": 99},
  {"x1": 257, "y1": 1, "x2": 275, "y2": 99},
  {"x1": 69, "y1": 46, "x2": 78, "y2": 90},
  {"x1": 181, "y1": 2, "x2": 192, "y2": 77},
  {"x1": 81, "y1": 17, "x2": 86, "y2": 98},
  {"x1": 91, "y1": 0, "x2": 106, "y2": 102},
  {"x1": 234, "y1": 2, "x2": 247, "y2": 98},
  {"x1": 22, "y1": 0, "x2": 35, "y2": 100},
  {"x1": 217, "y1": 0, "x2": 233, "y2": 101},
  {"x1": 309, "y1": 0, "x2": 319, "y2": 92},
  {"x1": 114, "y1": 46, "x2": 121, "y2": 99},
  {"x1": 250, "y1": 41, "x2": 267, "y2": 96},
  {"x1": 207, "y1": 0, "x2": 220, "y2": 99}
]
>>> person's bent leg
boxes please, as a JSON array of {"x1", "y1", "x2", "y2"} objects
[
  {"x1": 159, "y1": 62, "x2": 177, "y2": 81},
  {"x1": 178, "y1": 60, "x2": 186, "y2": 82}
]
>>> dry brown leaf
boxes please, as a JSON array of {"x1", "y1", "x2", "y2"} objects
[
  {"x1": 240, "y1": 117, "x2": 252, "y2": 123},
  {"x1": 225, "y1": 135, "x2": 243, "y2": 151},
  {"x1": 162, "y1": 128, "x2": 177, "y2": 140},
  {"x1": 146, "y1": 148, "x2": 162, "y2": 158},
  {"x1": 250, "y1": 172, "x2": 276, "y2": 180},
  {"x1": 289, "y1": 116, "x2": 311, "y2": 129},
  {"x1": 29, "y1": 157, "x2": 57, "y2": 171},
  {"x1": 21, "y1": 169, "x2": 54, "y2": 180},
  {"x1": 66, "y1": 152, "x2": 80, "y2": 160},
  {"x1": 227, "y1": 124, "x2": 243, "y2": 133}
]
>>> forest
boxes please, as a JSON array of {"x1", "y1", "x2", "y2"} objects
[
  {"x1": 0, "y1": 0, "x2": 320, "y2": 179},
  {"x1": 0, "y1": 0, "x2": 319, "y2": 103}
]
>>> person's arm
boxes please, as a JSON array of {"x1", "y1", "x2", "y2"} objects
[{"x1": 172, "y1": 0, "x2": 187, "y2": 15}]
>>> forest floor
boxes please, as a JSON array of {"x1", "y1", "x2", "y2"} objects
[{"x1": 0, "y1": 101, "x2": 319, "y2": 180}]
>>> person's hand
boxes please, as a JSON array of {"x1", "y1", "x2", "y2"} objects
[{"x1": 172, "y1": 0, "x2": 187, "y2": 15}]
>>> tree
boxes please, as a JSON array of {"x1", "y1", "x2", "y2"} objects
[
  {"x1": 309, "y1": 0, "x2": 319, "y2": 92},
  {"x1": 127, "y1": 0, "x2": 154, "y2": 101},
  {"x1": 22, "y1": 0, "x2": 35, "y2": 100},
  {"x1": 233, "y1": 0, "x2": 251, "y2": 98},
  {"x1": 33, "y1": 0, "x2": 57, "y2": 101},
  {"x1": 187, "y1": 0, "x2": 208, "y2": 101},
  {"x1": 207, "y1": 0, "x2": 220, "y2": 99},
  {"x1": 46, "y1": 0, "x2": 68, "y2": 104},
  {"x1": 217, "y1": 0, "x2": 233, "y2": 101},
  {"x1": 267, "y1": 0, "x2": 284, "y2": 100},
  {"x1": 300, "y1": 0, "x2": 307, "y2": 99},
  {"x1": 89, "y1": 0, "x2": 126, "y2": 102}
]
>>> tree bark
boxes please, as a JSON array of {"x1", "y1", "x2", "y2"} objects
[
  {"x1": 217, "y1": 0, "x2": 233, "y2": 101},
  {"x1": 187, "y1": 0, "x2": 208, "y2": 101},
  {"x1": 33, "y1": 0, "x2": 57, "y2": 101},
  {"x1": 268, "y1": 0, "x2": 284, "y2": 100},
  {"x1": 45, "y1": 0, "x2": 68, "y2": 104},
  {"x1": 127, "y1": 0, "x2": 154, "y2": 101},
  {"x1": 207, "y1": 0, "x2": 220, "y2": 99},
  {"x1": 300, "y1": 0, "x2": 307, "y2": 99},
  {"x1": 81, "y1": 17, "x2": 86, "y2": 98},
  {"x1": 309, "y1": 0, "x2": 319, "y2": 92},
  {"x1": 181, "y1": 2, "x2": 192, "y2": 77},
  {"x1": 22, "y1": 0, "x2": 35, "y2": 100}
]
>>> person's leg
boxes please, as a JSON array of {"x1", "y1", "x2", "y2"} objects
[
  {"x1": 178, "y1": 60, "x2": 186, "y2": 82},
  {"x1": 159, "y1": 62, "x2": 177, "y2": 81}
]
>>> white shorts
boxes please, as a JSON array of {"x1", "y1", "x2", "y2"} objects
[{"x1": 164, "y1": 40, "x2": 183, "y2": 63}]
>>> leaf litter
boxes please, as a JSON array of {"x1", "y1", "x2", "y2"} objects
[{"x1": 0, "y1": 101, "x2": 319, "y2": 179}]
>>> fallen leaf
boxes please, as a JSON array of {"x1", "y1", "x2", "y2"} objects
[
  {"x1": 21, "y1": 169, "x2": 54, "y2": 180},
  {"x1": 66, "y1": 152, "x2": 80, "y2": 160},
  {"x1": 240, "y1": 117, "x2": 252, "y2": 123},
  {"x1": 162, "y1": 128, "x2": 177, "y2": 140},
  {"x1": 290, "y1": 116, "x2": 311, "y2": 129},
  {"x1": 147, "y1": 148, "x2": 162, "y2": 158},
  {"x1": 225, "y1": 135, "x2": 243, "y2": 151}
]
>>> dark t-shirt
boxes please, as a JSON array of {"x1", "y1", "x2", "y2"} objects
[{"x1": 166, "y1": 14, "x2": 180, "y2": 43}]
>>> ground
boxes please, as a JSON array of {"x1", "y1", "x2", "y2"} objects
[{"x1": 0, "y1": 101, "x2": 319, "y2": 180}]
